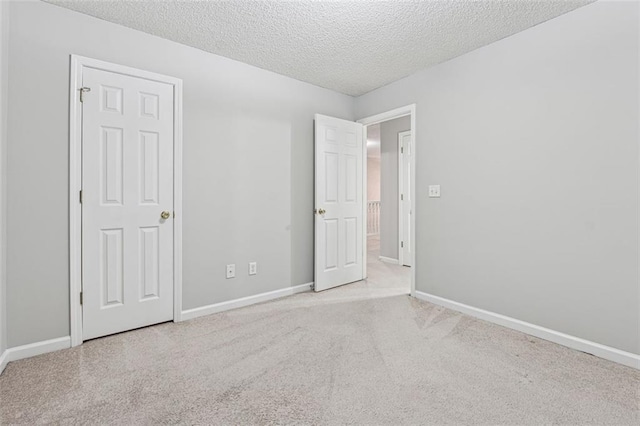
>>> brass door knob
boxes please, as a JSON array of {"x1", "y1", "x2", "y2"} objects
[
  {"x1": 161, "y1": 211, "x2": 171, "y2": 220},
  {"x1": 318, "y1": 208, "x2": 326, "y2": 215}
]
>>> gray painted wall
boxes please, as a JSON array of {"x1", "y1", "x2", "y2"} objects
[
  {"x1": 0, "y1": 0, "x2": 8, "y2": 357},
  {"x1": 379, "y1": 116, "x2": 411, "y2": 260},
  {"x1": 5, "y1": 1, "x2": 353, "y2": 347},
  {"x1": 367, "y1": 157, "x2": 380, "y2": 201},
  {"x1": 4, "y1": 0, "x2": 638, "y2": 358},
  {"x1": 355, "y1": 0, "x2": 639, "y2": 354}
]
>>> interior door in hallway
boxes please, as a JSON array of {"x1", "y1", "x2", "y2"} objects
[
  {"x1": 82, "y1": 67, "x2": 175, "y2": 340},
  {"x1": 399, "y1": 130, "x2": 412, "y2": 267},
  {"x1": 314, "y1": 114, "x2": 365, "y2": 291}
]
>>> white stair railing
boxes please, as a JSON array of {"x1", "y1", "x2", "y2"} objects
[{"x1": 367, "y1": 201, "x2": 381, "y2": 236}]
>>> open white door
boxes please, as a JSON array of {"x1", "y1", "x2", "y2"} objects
[
  {"x1": 314, "y1": 114, "x2": 365, "y2": 291},
  {"x1": 399, "y1": 130, "x2": 412, "y2": 267}
]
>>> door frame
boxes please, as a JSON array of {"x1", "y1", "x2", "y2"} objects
[
  {"x1": 69, "y1": 55, "x2": 183, "y2": 347},
  {"x1": 357, "y1": 104, "x2": 416, "y2": 296},
  {"x1": 398, "y1": 130, "x2": 411, "y2": 267}
]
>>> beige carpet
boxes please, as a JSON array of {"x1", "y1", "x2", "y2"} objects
[{"x1": 1, "y1": 240, "x2": 638, "y2": 424}]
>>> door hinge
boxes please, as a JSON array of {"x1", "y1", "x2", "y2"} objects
[
  {"x1": 79, "y1": 87, "x2": 91, "y2": 103},
  {"x1": 79, "y1": 190, "x2": 83, "y2": 203},
  {"x1": 400, "y1": 194, "x2": 404, "y2": 201},
  {"x1": 401, "y1": 147, "x2": 404, "y2": 154},
  {"x1": 401, "y1": 241, "x2": 404, "y2": 248},
  {"x1": 80, "y1": 292, "x2": 83, "y2": 305}
]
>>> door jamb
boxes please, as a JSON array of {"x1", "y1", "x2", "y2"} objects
[
  {"x1": 357, "y1": 105, "x2": 416, "y2": 296},
  {"x1": 398, "y1": 130, "x2": 411, "y2": 267},
  {"x1": 69, "y1": 55, "x2": 183, "y2": 347}
]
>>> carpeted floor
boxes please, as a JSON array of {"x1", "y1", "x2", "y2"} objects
[{"x1": 0, "y1": 237, "x2": 638, "y2": 425}]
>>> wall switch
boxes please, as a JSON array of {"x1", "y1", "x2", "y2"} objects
[
  {"x1": 226, "y1": 264, "x2": 235, "y2": 279},
  {"x1": 249, "y1": 262, "x2": 257, "y2": 275},
  {"x1": 428, "y1": 185, "x2": 441, "y2": 198}
]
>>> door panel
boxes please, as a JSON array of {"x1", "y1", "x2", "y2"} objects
[
  {"x1": 102, "y1": 127, "x2": 124, "y2": 204},
  {"x1": 82, "y1": 67, "x2": 174, "y2": 340},
  {"x1": 139, "y1": 226, "x2": 160, "y2": 300},
  {"x1": 101, "y1": 229, "x2": 124, "y2": 307},
  {"x1": 140, "y1": 131, "x2": 160, "y2": 204},
  {"x1": 314, "y1": 115, "x2": 364, "y2": 291}
]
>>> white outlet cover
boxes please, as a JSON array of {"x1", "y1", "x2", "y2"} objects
[
  {"x1": 249, "y1": 262, "x2": 257, "y2": 275},
  {"x1": 226, "y1": 264, "x2": 235, "y2": 279},
  {"x1": 428, "y1": 185, "x2": 441, "y2": 197}
]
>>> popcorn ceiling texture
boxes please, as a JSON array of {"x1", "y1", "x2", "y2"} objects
[{"x1": 45, "y1": 0, "x2": 593, "y2": 96}]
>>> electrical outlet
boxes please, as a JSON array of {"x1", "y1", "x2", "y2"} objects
[
  {"x1": 428, "y1": 185, "x2": 441, "y2": 198},
  {"x1": 249, "y1": 262, "x2": 257, "y2": 275},
  {"x1": 226, "y1": 264, "x2": 235, "y2": 279}
]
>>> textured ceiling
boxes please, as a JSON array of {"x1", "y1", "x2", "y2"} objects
[{"x1": 45, "y1": 0, "x2": 594, "y2": 96}]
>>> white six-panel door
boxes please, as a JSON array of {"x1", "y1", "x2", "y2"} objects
[
  {"x1": 399, "y1": 130, "x2": 412, "y2": 267},
  {"x1": 82, "y1": 67, "x2": 175, "y2": 340},
  {"x1": 314, "y1": 114, "x2": 365, "y2": 291}
]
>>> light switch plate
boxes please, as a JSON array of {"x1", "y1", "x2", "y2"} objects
[
  {"x1": 428, "y1": 185, "x2": 441, "y2": 198},
  {"x1": 226, "y1": 264, "x2": 235, "y2": 279},
  {"x1": 249, "y1": 262, "x2": 257, "y2": 275}
]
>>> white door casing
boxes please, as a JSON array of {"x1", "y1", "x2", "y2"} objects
[
  {"x1": 398, "y1": 130, "x2": 412, "y2": 267},
  {"x1": 70, "y1": 55, "x2": 183, "y2": 345},
  {"x1": 314, "y1": 114, "x2": 365, "y2": 291}
]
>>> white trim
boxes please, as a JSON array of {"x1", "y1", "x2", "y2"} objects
[
  {"x1": 173, "y1": 78, "x2": 184, "y2": 322},
  {"x1": 0, "y1": 337, "x2": 71, "y2": 374},
  {"x1": 0, "y1": 0, "x2": 8, "y2": 369},
  {"x1": 397, "y1": 130, "x2": 411, "y2": 267},
  {"x1": 181, "y1": 283, "x2": 313, "y2": 321},
  {"x1": 358, "y1": 104, "x2": 416, "y2": 297},
  {"x1": 409, "y1": 109, "x2": 415, "y2": 297},
  {"x1": 637, "y1": 0, "x2": 640, "y2": 379},
  {"x1": 362, "y1": 128, "x2": 368, "y2": 279},
  {"x1": 0, "y1": 349, "x2": 7, "y2": 375},
  {"x1": 358, "y1": 105, "x2": 414, "y2": 126},
  {"x1": 69, "y1": 55, "x2": 82, "y2": 347},
  {"x1": 69, "y1": 55, "x2": 183, "y2": 345},
  {"x1": 378, "y1": 256, "x2": 399, "y2": 265},
  {"x1": 415, "y1": 291, "x2": 640, "y2": 370}
]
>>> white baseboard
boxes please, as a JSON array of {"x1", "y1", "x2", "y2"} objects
[
  {"x1": 1, "y1": 284, "x2": 314, "y2": 374},
  {"x1": 414, "y1": 291, "x2": 640, "y2": 370},
  {"x1": 181, "y1": 282, "x2": 313, "y2": 321},
  {"x1": 0, "y1": 336, "x2": 71, "y2": 375},
  {"x1": 0, "y1": 349, "x2": 7, "y2": 375},
  {"x1": 378, "y1": 256, "x2": 399, "y2": 265}
]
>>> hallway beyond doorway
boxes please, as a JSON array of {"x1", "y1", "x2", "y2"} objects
[{"x1": 366, "y1": 235, "x2": 410, "y2": 294}]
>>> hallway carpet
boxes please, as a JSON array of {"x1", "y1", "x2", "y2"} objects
[{"x1": 0, "y1": 253, "x2": 637, "y2": 424}]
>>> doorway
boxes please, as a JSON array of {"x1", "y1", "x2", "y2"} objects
[
  {"x1": 358, "y1": 105, "x2": 416, "y2": 296},
  {"x1": 69, "y1": 55, "x2": 183, "y2": 346},
  {"x1": 312, "y1": 105, "x2": 416, "y2": 295}
]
